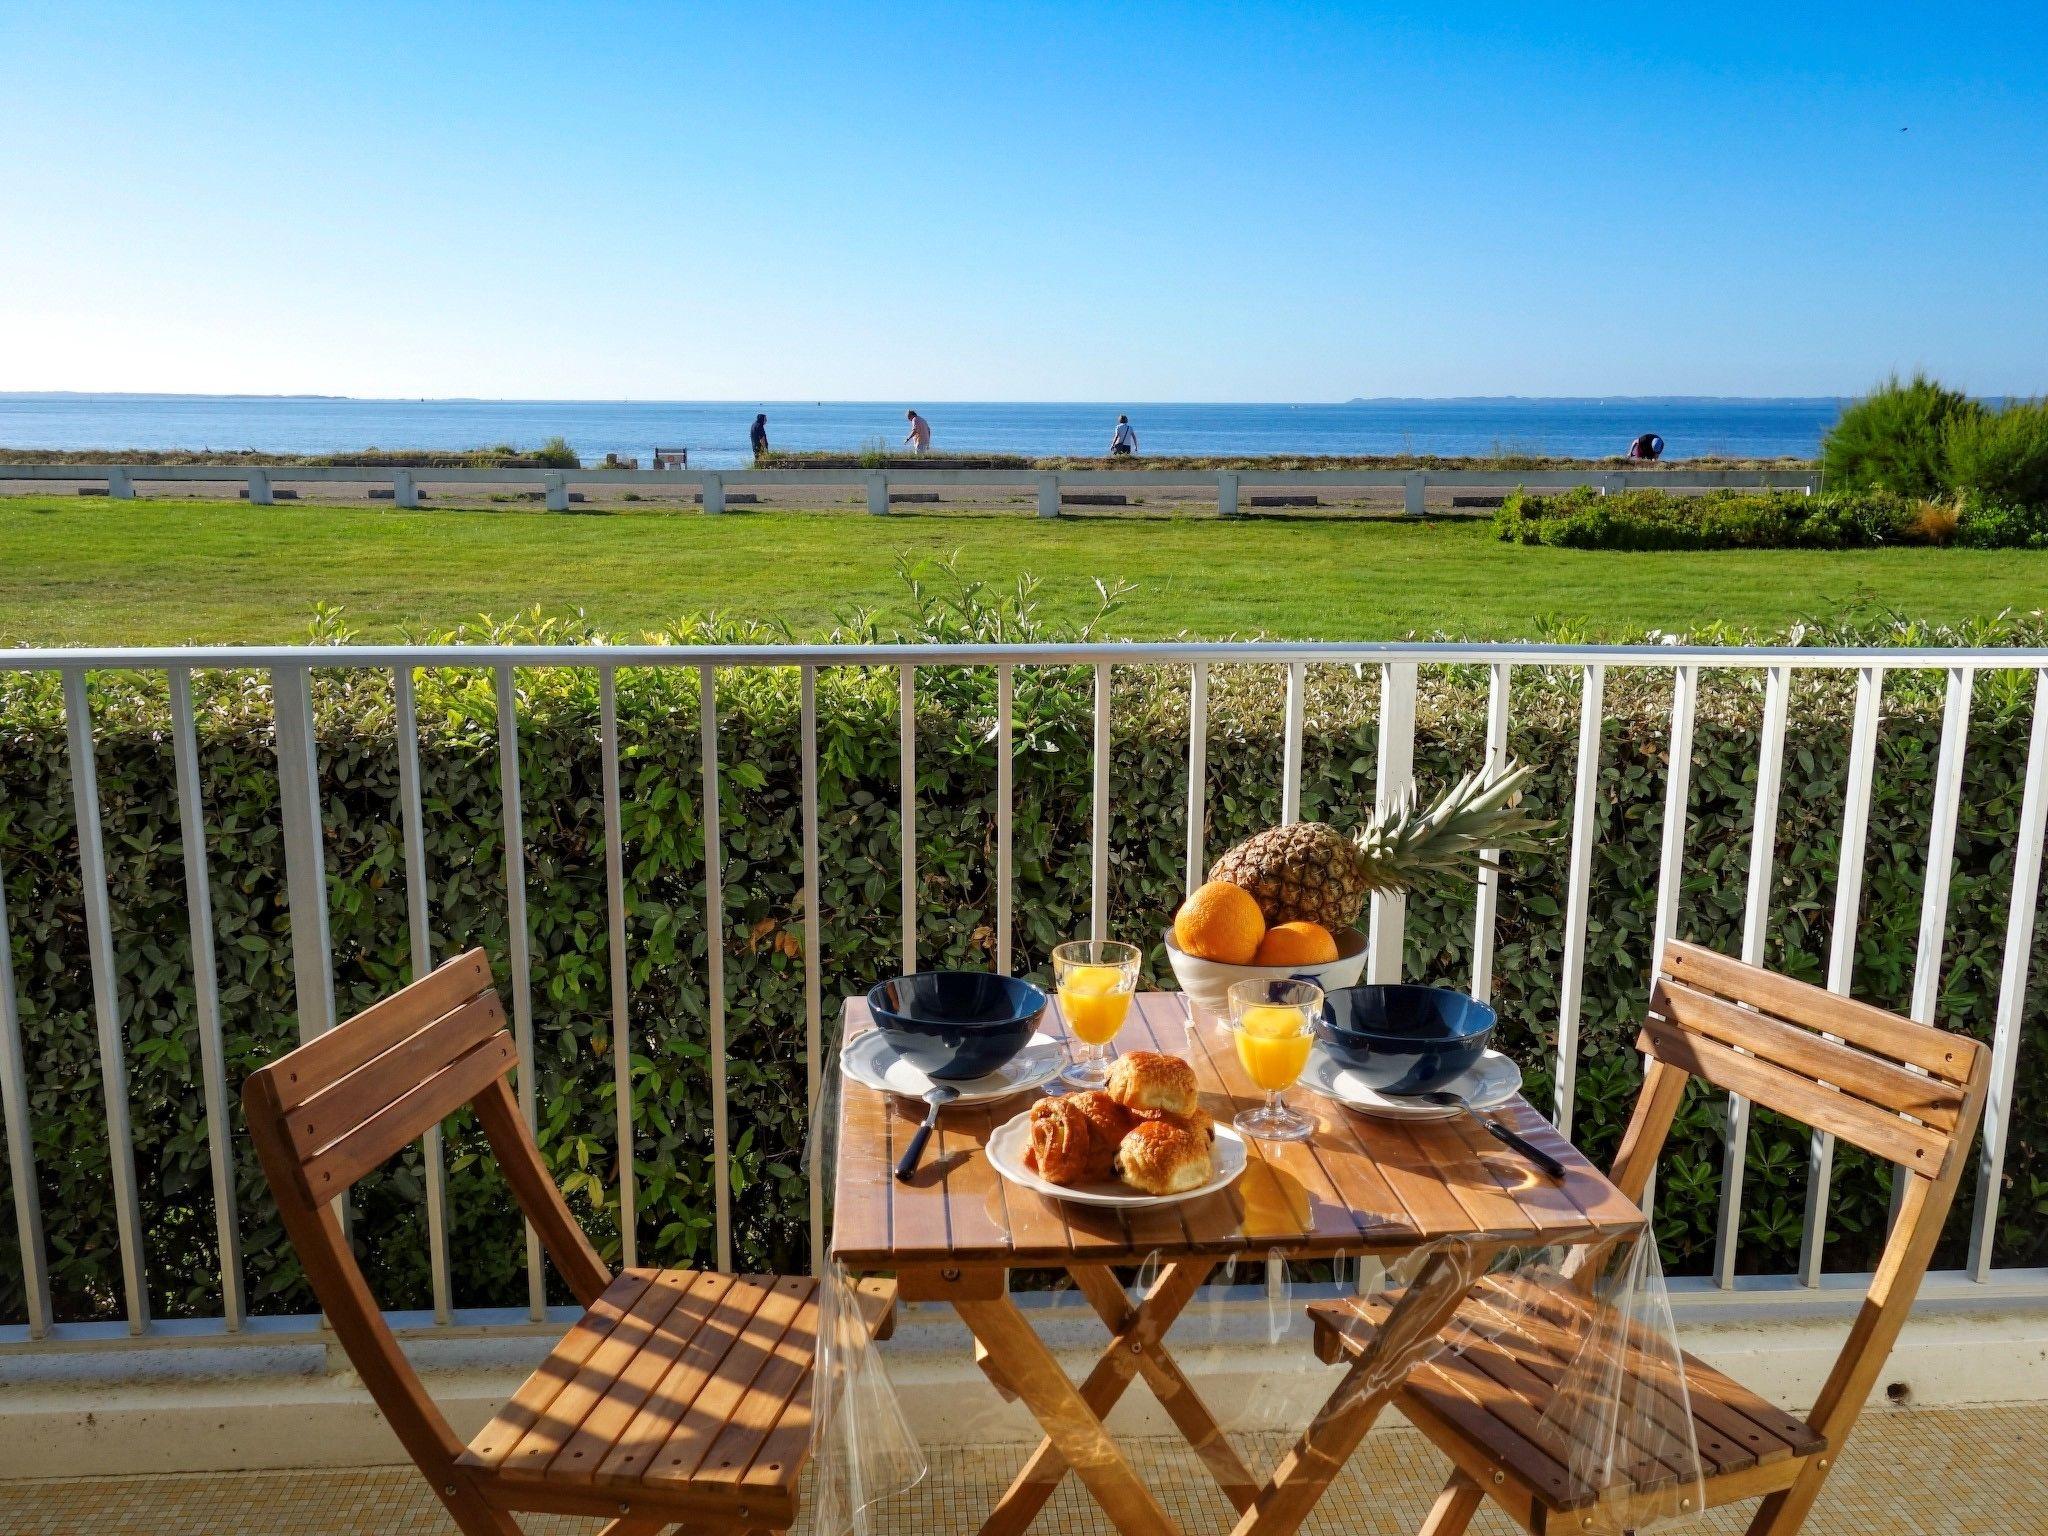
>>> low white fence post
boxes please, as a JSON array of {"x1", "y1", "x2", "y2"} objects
[
  {"x1": 390, "y1": 470, "x2": 419, "y2": 509},
  {"x1": 246, "y1": 469, "x2": 273, "y2": 506},
  {"x1": 865, "y1": 471, "x2": 889, "y2": 515},
  {"x1": 702, "y1": 472, "x2": 726, "y2": 515},
  {"x1": 1403, "y1": 472, "x2": 1425, "y2": 516},
  {"x1": 544, "y1": 472, "x2": 569, "y2": 511},
  {"x1": 106, "y1": 467, "x2": 134, "y2": 500},
  {"x1": 1036, "y1": 473, "x2": 1061, "y2": 519},
  {"x1": 1216, "y1": 471, "x2": 1240, "y2": 518}
]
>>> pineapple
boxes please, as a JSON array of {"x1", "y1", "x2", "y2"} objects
[{"x1": 1208, "y1": 760, "x2": 1551, "y2": 930}]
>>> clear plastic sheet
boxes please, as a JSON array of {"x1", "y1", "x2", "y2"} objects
[
  {"x1": 809, "y1": 1260, "x2": 927, "y2": 1536},
  {"x1": 808, "y1": 997, "x2": 1705, "y2": 1534},
  {"x1": 1319, "y1": 1228, "x2": 1705, "y2": 1530}
]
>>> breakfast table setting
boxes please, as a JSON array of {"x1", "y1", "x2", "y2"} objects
[{"x1": 804, "y1": 763, "x2": 1706, "y2": 1536}]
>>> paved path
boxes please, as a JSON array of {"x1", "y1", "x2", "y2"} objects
[{"x1": 3, "y1": 1407, "x2": 2039, "y2": 1534}]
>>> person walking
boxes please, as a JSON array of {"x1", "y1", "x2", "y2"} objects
[
  {"x1": 903, "y1": 409, "x2": 932, "y2": 455},
  {"x1": 1109, "y1": 414, "x2": 1138, "y2": 457},
  {"x1": 749, "y1": 413, "x2": 769, "y2": 459}
]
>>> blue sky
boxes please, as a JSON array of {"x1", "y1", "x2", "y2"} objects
[{"x1": 3, "y1": 2, "x2": 2045, "y2": 400}]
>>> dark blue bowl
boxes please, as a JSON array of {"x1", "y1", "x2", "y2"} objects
[
  {"x1": 1316, "y1": 985, "x2": 1497, "y2": 1095},
  {"x1": 867, "y1": 971, "x2": 1048, "y2": 1081}
]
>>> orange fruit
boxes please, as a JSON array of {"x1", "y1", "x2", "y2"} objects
[
  {"x1": 1173, "y1": 881, "x2": 1266, "y2": 964},
  {"x1": 1253, "y1": 920, "x2": 1339, "y2": 966}
]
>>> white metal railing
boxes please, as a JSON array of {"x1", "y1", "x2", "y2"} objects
[
  {"x1": 3, "y1": 460, "x2": 1822, "y2": 516},
  {"x1": 0, "y1": 639, "x2": 2044, "y2": 1353}
]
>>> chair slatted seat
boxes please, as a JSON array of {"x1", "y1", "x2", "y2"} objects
[
  {"x1": 1304, "y1": 940, "x2": 1989, "y2": 1536},
  {"x1": 245, "y1": 950, "x2": 893, "y2": 1536}
]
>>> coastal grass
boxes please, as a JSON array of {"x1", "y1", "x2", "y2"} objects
[{"x1": 1, "y1": 495, "x2": 2043, "y2": 646}]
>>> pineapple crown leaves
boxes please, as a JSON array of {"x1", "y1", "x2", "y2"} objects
[{"x1": 1350, "y1": 758, "x2": 1556, "y2": 892}]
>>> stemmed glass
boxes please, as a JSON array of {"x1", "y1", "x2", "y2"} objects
[
  {"x1": 1224, "y1": 977, "x2": 1321, "y2": 1141},
  {"x1": 1052, "y1": 939, "x2": 1141, "y2": 1089}
]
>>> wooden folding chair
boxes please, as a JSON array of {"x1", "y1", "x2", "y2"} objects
[
  {"x1": 245, "y1": 948, "x2": 894, "y2": 1536},
  {"x1": 1306, "y1": 939, "x2": 1991, "y2": 1536}
]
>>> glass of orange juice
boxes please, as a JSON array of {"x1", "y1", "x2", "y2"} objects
[
  {"x1": 1224, "y1": 978, "x2": 1321, "y2": 1141},
  {"x1": 1052, "y1": 939, "x2": 1141, "y2": 1088}
]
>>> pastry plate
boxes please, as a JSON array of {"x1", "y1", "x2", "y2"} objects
[
  {"x1": 1301, "y1": 1047, "x2": 1523, "y2": 1120},
  {"x1": 985, "y1": 1105, "x2": 1248, "y2": 1209},
  {"x1": 841, "y1": 1027, "x2": 1066, "y2": 1105}
]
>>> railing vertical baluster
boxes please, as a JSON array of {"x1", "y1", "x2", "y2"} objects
[
  {"x1": 899, "y1": 667, "x2": 916, "y2": 975},
  {"x1": 1185, "y1": 663, "x2": 1209, "y2": 894},
  {"x1": 1799, "y1": 665, "x2": 1884, "y2": 1286},
  {"x1": 1651, "y1": 665, "x2": 1698, "y2": 961},
  {"x1": 169, "y1": 667, "x2": 244, "y2": 1330},
  {"x1": 61, "y1": 668, "x2": 150, "y2": 1333},
  {"x1": 1893, "y1": 666, "x2": 1974, "y2": 1227},
  {"x1": 1469, "y1": 663, "x2": 1512, "y2": 1002},
  {"x1": 996, "y1": 664, "x2": 1014, "y2": 976},
  {"x1": 272, "y1": 666, "x2": 336, "y2": 1044},
  {"x1": 492, "y1": 666, "x2": 544, "y2": 1319},
  {"x1": 1968, "y1": 667, "x2": 2048, "y2": 1281},
  {"x1": 0, "y1": 840, "x2": 52, "y2": 1337},
  {"x1": 1713, "y1": 663, "x2": 1792, "y2": 1289},
  {"x1": 599, "y1": 666, "x2": 637, "y2": 1273},
  {"x1": 699, "y1": 664, "x2": 733, "y2": 1273},
  {"x1": 1092, "y1": 663, "x2": 1112, "y2": 942},
  {"x1": 393, "y1": 664, "x2": 453, "y2": 1321},
  {"x1": 1369, "y1": 663, "x2": 1419, "y2": 984},
  {"x1": 1911, "y1": 667, "x2": 1975, "y2": 1027},
  {"x1": 1281, "y1": 662, "x2": 1306, "y2": 826},
  {"x1": 800, "y1": 665, "x2": 823, "y2": 1270},
  {"x1": 1552, "y1": 664, "x2": 1606, "y2": 1137}
]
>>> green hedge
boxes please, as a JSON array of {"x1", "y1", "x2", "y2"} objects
[
  {"x1": 3, "y1": 595, "x2": 2046, "y2": 1326},
  {"x1": 1493, "y1": 485, "x2": 2048, "y2": 552},
  {"x1": 1493, "y1": 487, "x2": 1929, "y2": 551}
]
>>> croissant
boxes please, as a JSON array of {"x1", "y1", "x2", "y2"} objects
[
  {"x1": 1114, "y1": 1119, "x2": 1214, "y2": 1195},
  {"x1": 1106, "y1": 1051, "x2": 1198, "y2": 1118},
  {"x1": 1025, "y1": 1097, "x2": 1099, "y2": 1185}
]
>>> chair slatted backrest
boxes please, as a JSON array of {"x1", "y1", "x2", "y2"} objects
[
  {"x1": 1642, "y1": 941, "x2": 1979, "y2": 1177},
  {"x1": 242, "y1": 950, "x2": 611, "y2": 1525},
  {"x1": 1608, "y1": 940, "x2": 1991, "y2": 1529}
]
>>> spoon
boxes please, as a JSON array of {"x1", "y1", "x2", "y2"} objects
[
  {"x1": 1415, "y1": 1089, "x2": 1566, "y2": 1178},
  {"x1": 894, "y1": 1083, "x2": 961, "y2": 1182}
]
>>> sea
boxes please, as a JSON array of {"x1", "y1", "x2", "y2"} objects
[{"x1": 0, "y1": 394, "x2": 1844, "y2": 472}]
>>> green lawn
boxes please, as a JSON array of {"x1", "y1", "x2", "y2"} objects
[{"x1": 2, "y1": 495, "x2": 2042, "y2": 645}]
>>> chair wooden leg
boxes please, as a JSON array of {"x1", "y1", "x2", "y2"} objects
[
  {"x1": 1744, "y1": 1457, "x2": 1833, "y2": 1536},
  {"x1": 1417, "y1": 1471, "x2": 1485, "y2": 1536}
]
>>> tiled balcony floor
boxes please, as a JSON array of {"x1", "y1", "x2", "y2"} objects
[{"x1": 3, "y1": 1404, "x2": 2039, "y2": 1535}]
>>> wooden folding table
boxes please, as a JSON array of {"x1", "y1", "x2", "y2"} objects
[{"x1": 829, "y1": 991, "x2": 1644, "y2": 1536}]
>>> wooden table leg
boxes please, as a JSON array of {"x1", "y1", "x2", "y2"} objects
[
  {"x1": 1070, "y1": 1265, "x2": 1261, "y2": 1511},
  {"x1": 957, "y1": 1291, "x2": 1185, "y2": 1536},
  {"x1": 1229, "y1": 1245, "x2": 1489, "y2": 1536},
  {"x1": 973, "y1": 1260, "x2": 1219, "y2": 1535}
]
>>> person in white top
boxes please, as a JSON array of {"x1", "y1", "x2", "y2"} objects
[
  {"x1": 1110, "y1": 414, "x2": 1138, "y2": 456},
  {"x1": 903, "y1": 410, "x2": 932, "y2": 454}
]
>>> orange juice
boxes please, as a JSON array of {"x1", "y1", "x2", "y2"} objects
[
  {"x1": 1059, "y1": 964, "x2": 1132, "y2": 1045},
  {"x1": 1236, "y1": 1004, "x2": 1312, "y2": 1091}
]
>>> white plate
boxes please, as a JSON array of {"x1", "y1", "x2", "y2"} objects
[
  {"x1": 985, "y1": 1105, "x2": 1249, "y2": 1209},
  {"x1": 840, "y1": 1027, "x2": 1066, "y2": 1105},
  {"x1": 1301, "y1": 1046, "x2": 1522, "y2": 1120}
]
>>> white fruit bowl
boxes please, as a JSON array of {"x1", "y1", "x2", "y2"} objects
[{"x1": 1162, "y1": 924, "x2": 1369, "y2": 1014}]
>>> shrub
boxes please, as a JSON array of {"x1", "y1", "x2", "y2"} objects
[
  {"x1": 1956, "y1": 493, "x2": 2048, "y2": 550},
  {"x1": 1822, "y1": 374, "x2": 1983, "y2": 498},
  {"x1": 530, "y1": 436, "x2": 580, "y2": 469},
  {"x1": 1946, "y1": 398, "x2": 2048, "y2": 510},
  {"x1": 2, "y1": 588, "x2": 2046, "y2": 1328},
  {"x1": 1493, "y1": 487, "x2": 1918, "y2": 550}
]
